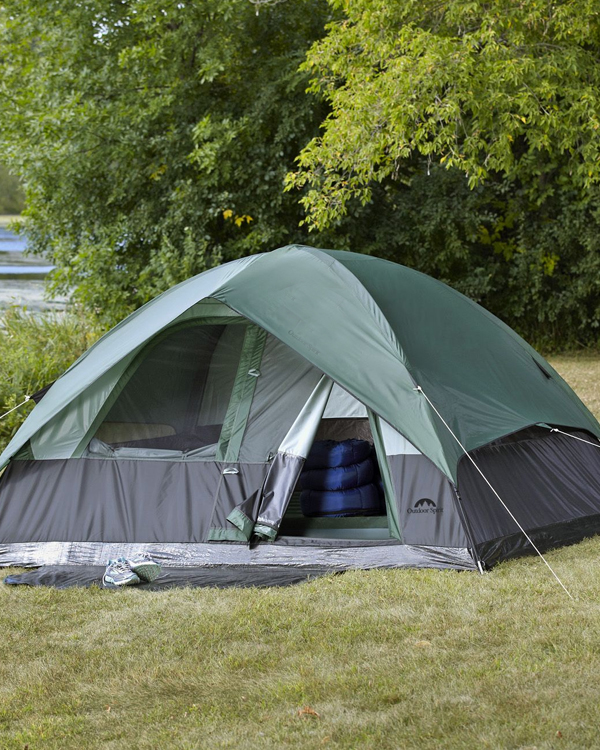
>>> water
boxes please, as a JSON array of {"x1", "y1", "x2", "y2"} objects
[{"x1": 0, "y1": 226, "x2": 67, "y2": 311}]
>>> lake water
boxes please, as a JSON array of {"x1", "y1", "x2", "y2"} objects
[{"x1": 0, "y1": 226, "x2": 67, "y2": 311}]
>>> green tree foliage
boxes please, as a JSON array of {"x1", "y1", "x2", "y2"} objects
[
  {"x1": 288, "y1": 0, "x2": 600, "y2": 227},
  {"x1": 3, "y1": 0, "x2": 600, "y2": 348},
  {"x1": 283, "y1": 0, "x2": 600, "y2": 347},
  {"x1": 0, "y1": 165, "x2": 24, "y2": 215},
  {"x1": 0, "y1": 0, "x2": 331, "y2": 323}
]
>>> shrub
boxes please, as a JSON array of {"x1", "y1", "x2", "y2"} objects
[{"x1": 0, "y1": 308, "x2": 103, "y2": 453}]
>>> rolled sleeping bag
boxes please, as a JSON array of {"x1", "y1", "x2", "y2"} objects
[
  {"x1": 299, "y1": 456, "x2": 374, "y2": 491},
  {"x1": 304, "y1": 439, "x2": 372, "y2": 470},
  {"x1": 300, "y1": 483, "x2": 382, "y2": 517}
]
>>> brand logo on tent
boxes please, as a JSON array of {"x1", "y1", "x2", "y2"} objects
[{"x1": 408, "y1": 498, "x2": 443, "y2": 514}]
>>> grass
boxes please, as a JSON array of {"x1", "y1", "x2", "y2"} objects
[
  {"x1": 551, "y1": 352, "x2": 600, "y2": 418},
  {"x1": 0, "y1": 308, "x2": 103, "y2": 451},
  {"x1": 1, "y1": 355, "x2": 600, "y2": 749}
]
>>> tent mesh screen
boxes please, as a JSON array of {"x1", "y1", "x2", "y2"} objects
[{"x1": 95, "y1": 323, "x2": 246, "y2": 451}]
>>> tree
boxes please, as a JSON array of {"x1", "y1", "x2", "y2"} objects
[
  {"x1": 0, "y1": 165, "x2": 24, "y2": 215},
  {"x1": 0, "y1": 0, "x2": 332, "y2": 322},
  {"x1": 287, "y1": 0, "x2": 600, "y2": 229},
  {"x1": 4, "y1": 0, "x2": 600, "y2": 347}
]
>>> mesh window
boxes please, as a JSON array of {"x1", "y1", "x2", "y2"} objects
[{"x1": 95, "y1": 323, "x2": 246, "y2": 451}]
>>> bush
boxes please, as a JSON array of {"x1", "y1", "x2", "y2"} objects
[
  {"x1": 0, "y1": 165, "x2": 24, "y2": 215},
  {"x1": 0, "y1": 309, "x2": 104, "y2": 453},
  {"x1": 0, "y1": 0, "x2": 331, "y2": 326}
]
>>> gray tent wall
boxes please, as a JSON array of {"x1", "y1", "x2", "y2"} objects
[{"x1": 370, "y1": 416, "x2": 469, "y2": 549}]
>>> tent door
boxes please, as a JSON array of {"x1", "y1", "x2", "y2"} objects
[
  {"x1": 250, "y1": 375, "x2": 334, "y2": 541},
  {"x1": 207, "y1": 463, "x2": 271, "y2": 542},
  {"x1": 277, "y1": 386, "x2": 393, "y2": 542}
]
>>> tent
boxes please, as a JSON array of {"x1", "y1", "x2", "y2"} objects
[{"x1": 2, "y1": 244, "x2": 600, "y2": 573}]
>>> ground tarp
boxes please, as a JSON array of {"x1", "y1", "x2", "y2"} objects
[{"x1": 3, "y1": 565, "x2": 335, "y2": 589}]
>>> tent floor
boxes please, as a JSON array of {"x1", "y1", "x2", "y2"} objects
[
  {"x1": 3, "y1": 565, "x2": 335, "y2": 589},
  {"x1": 278, "y1": 493, "x2": 392, "y2": 540}
]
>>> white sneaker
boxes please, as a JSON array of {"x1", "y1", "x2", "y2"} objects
[{"x1": 103, "y1": 557, "x2": 141, "y2": 587}]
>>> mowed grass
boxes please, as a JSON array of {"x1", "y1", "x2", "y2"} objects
[{"x1": 2, "y1": 355, "x2": 600, "y2": 749}]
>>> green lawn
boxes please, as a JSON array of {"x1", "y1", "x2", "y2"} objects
[{"x1": 2, "y1": 355, "x2": 600, "y2": 749}]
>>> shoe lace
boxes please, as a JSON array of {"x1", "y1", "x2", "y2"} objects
[{"x1": 111, "y1": 559, "x2": 130, "y2": 574}]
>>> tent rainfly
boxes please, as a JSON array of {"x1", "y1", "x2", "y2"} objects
[{"x1": 1, "y1": 245, "x2": 600, "y2": 573}]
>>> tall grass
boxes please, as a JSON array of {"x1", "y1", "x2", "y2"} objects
[{"x1": 0, "y1": 308, "x2": 103, "y2": 452}]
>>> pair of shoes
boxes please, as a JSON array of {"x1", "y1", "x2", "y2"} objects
[{"x1": 102, "y1": 554, "x2": 161, "y2": 587}]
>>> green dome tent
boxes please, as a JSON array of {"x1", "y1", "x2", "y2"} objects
[{"x1": 1, "y1": 244, "x2": 600, "y2": 572}]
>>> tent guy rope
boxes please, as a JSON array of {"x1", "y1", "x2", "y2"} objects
[
  {"x1": 550, "y1": 427, "x2": 600, "y2": 450},
  {"x1": 0, "y1": 395, "x2": 30, "y2": 421},
  {"x1": 414, "y1": 385, "x2": 575, "y2": 600}
]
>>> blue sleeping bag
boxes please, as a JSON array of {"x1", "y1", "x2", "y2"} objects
[
  {"x1": 299, "y1": 456, "x2": 374, "y2": 491},
  {"x1": 300, "y1": 483, "x2": 382, "y2": 517},
  {"x1": 304, "y1": 439, "x2": 372, "y2": 470}
]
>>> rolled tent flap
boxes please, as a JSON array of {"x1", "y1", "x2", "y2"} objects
[
  {"x1": 255, "y1": 376, "x2": 334, "y2": 540},
  {"x1": 277, "y1": 375, "x2": 333, "y2": 458},
  {"x1": 224, "y1": 375, "x2": 334, "y2": 542},
  {"x1": 253, "y1": 452, "x2": 305, "y2": 541},
  {"x1": 226, "y1": 489, "x2": 262, "y2": 540}
]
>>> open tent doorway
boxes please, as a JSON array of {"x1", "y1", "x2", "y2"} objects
[
  {"x1": 276, "y1": 383, "x2": 468, "y2": 550},
  {"x1": 279, "y1": 384, "x2": 392, "y2": 542}
]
